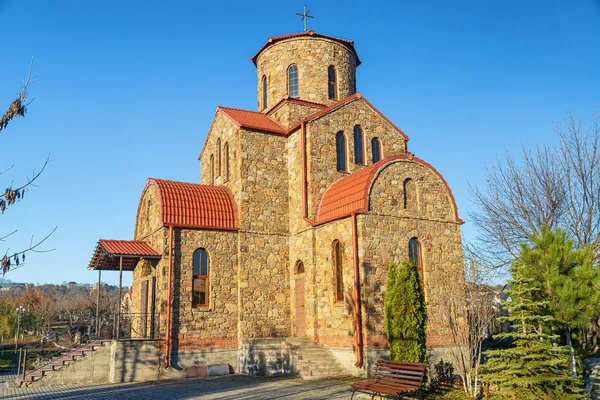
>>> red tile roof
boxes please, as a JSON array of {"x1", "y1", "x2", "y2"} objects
[
  {"x1": 250, "y1": 30, "x2": 361, "y2": 66},
  {"x1": 218, "y1": 106, "x2": 286, "y2": 135},
  {"x1": 147, "y1": 178, "x2": 238, "y2": 230},
  {"x1": 317, "y1": 154, "x2": 464, "y2": 224},
  {"x1": 89, "y1": 240, "x2": 161, "y2": 271}
]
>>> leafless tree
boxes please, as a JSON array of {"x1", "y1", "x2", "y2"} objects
[
  {"x1": 441, "y1": 257, "x2": 497, "y2": 398},
  {"x1": 1, "y1": 57, "x2": 55, "y2": 275},
  {"x1": 470, "y1": 112, "x2": 600, "y2": 267}
]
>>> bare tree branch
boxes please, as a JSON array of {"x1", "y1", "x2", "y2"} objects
[
  {"x1": 469, "y1": 111, "x2": 600, "y2": 267},
  {"x1": 1, "y1": 226, "x2": 57, "y2": 275}
]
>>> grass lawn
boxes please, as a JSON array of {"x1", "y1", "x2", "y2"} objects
[{"x1": 0, "y1": 350, "x2": 14, "y2": 369}]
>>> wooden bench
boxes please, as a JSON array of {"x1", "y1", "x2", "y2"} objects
[{"x1": 350, "y1": 360, "x2": 428, "y2": 399}]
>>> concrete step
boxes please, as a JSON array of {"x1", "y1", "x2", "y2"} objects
[{"x1": 289, "y1": 340, "x2": 349, "y2": 380}]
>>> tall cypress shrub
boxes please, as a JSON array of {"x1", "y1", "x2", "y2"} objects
[{"x1": 384, "y1": 260, "x2": 427, "y2": 362}]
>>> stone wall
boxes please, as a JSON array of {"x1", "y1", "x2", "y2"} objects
[
  {"x1": 305, "y1": 97, "x2": 408, "y2": 220},
  {"x1": 239, "y1": 128, "x2": 289, "y2": 234},
  {"x1": 133, "y1": 183, "x2": 169, "y2": 338},
  {"x1": 170, "y1": 228, "x2": 239, "y2": 363},
  {"x1": 255, "y1": 36, "x2": 357, "y2": 110},
  {"x1": 199, "y1": 112, "x2": 240, "y2": 199},
  {"x1": 268, "y1": 100, "x2": 324, "y2": 129},
  {"x1": 238, "y1": 231, "x2": 290, "y2": 338},
  {"x1": 312, "y1": 219, "x2": 356, "y2": 348},
  {"x1": 359, "y1": 159, "x2": 465, "y2": 348}
]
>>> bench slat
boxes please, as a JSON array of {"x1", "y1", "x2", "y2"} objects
[{"x1": 351, "y1": 359, "x2": 428, "y2": 398}]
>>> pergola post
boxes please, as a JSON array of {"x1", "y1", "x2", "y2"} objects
[
  {"x1": 96, "y1": 269, "x2": 101, "y2": 339},
  {"x1": 116, "y1": 255, "x2": 123, "y2": 340}
]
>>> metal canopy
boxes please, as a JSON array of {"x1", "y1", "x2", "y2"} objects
[{"x1": 88, "y1": 239, "x2": 161, "y2": 271}]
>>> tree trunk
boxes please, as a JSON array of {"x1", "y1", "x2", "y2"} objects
[{"x1": 565, "y1": 325, "x2": 577, "y2": 376}]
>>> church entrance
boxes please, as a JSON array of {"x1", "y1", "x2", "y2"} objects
[{"x1": 295, "y1": 277, "x2": 306, "y2": 337}]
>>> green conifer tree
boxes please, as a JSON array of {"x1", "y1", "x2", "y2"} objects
[
  {"x1": 481, "y1": 261, "x2": 582, "y2": 399},
  {"x1": 384, "y1": 260, "x2": 427, "y2": 362},
  {"x1": 518, "y1": 226, "x2": 600, "y2": 375}
]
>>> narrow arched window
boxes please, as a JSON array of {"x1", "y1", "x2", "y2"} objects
[
  {"x1": 216, "y1": 138, "x2": 221, "y2": 177},
  {"x1": 328, "y1": 66, "x2": 337, "y2": 100},
  {"x1": 210, "y1": 155, "x2": 215, "y2": 184},
  {"x1": 262, "y1": 75, "x2": 268, "y2": 110},
  {"x1": 296, "y1": 260, "x2": 305, "y2": 274},
  {"x1": 288, "y1": 64, "x2": 299, "y2": 98},
  {"x1": 336, "y1": 132, "x2": 347, "y2": 172},
  {"x1": 146, "y1": 199, "x2": 152, "y2": 228},
  {"x1": 333, "y1": 240, "x2": 344, "y2": 302},
  {"x1": 192, "y1": 248, "x2": 209, "y2": 307},
  {"x1": 403, "y1": 178, "x2": 414, "y2": 209},
  {"x1": 224, "y1": 142, "x2": 229, "y2": 181},
  {"x1": 409, "y1": 238, "x2": 422, "y2": 272},
  {"x1": 372, "y1": 138, "x2": 382, "y2": 163},
  {"x1": 353, "y1": 125, "x2": 364, "y2": 164}
]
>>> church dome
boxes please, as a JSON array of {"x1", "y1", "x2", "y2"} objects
[{"x1": 252, "y1": 31, "x2": 360, "y2": 111}]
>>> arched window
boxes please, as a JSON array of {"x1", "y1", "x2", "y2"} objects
[
  {"x1": 295, "y1": 260, "x2": 305, "y2": 274},
  {"x1": 288, "y1": 64, "x2": 299, "y2": 98},
  {"x1": 371, "y1": 138, "x2": 382, "y2": 163},
  {"x1": 262, "y1": 75, "x2": 268, "y2": 110},
  {"x1": 403, "y1": 178, "x2": 415, "y2": 209},
  {"x1": 146, "y1": 199, "x2": 152, "y2": 227},
  {"x1": 192, "y1": 248, "x2": 209, "y2": 307},
  {"x1": 210, "y1": 154, "x2": 215, "y2": 184},
  {"x1": 409, "y1": 238, "x2": 422, "y2": 272},
  {"x1": 333, "y1": 240, "x2": 344, "y2": 302},
  {"x1": 353, "y1": 125, "x2": 364, "y2": 164},
  {"x1": 336, "y1": 132, "x2": 347, "y2": 172},
  {"x1": 224, "y1": 142, "x2": 229, "y2": 181},
  {"x1": 216, "y1": 138, "x2": 221, "y2": 177},
  {"x1": 328, "y1": 66, "x2": 337, "y2": 100}
]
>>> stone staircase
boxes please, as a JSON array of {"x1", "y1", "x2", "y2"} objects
[
  {"x1": 285, "y1": 338, "x2": 350, "y2": 380},
  {"x1": 17, "y1": 340, "x2": 108, "y2": 387}
]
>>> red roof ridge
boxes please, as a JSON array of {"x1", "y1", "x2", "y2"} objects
[
  {"x1": 216, "y1": 106, "x2": 286, "y2": 135},
  {"x1": 251, "y1": 31, "x2": 360, "y2": 66},
  {"x1": 286, "y1": 93, "x2": 408, "y2": 140},
  {"x1": 316, "y1": 154, "x2": 463, "y2": 224},
  {"x1": 266, "y1": 95, "x2": 328, "y2": 116}
]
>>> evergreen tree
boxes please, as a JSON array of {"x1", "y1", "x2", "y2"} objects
[
  {"x1": 384, "y1": 260, "x2": 427, "y2": 362},
  {"x1": 482, "y1": 260, "x2": 582, "y2": 399},
  {"x1": 519, "y1": 226, "x2": 600, "y2": 375}
]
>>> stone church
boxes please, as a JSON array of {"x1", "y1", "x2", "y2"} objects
[{"x1": 93, "y1": 30, "x2": 465, "y2": 378}]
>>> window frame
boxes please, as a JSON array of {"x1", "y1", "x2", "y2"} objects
[
  {"x1": 216, "y1": 138, "x2": 221, "y2": 177},
  {"x1": 333, "y1": 240, "x2": 344, "y2": 302},
  {"x1": 192, "y1": 248, "x2": 210, "y2": 308},
  {"x1": 408, "y1": 237, "x2": 422, "y2": 277},
  {"x1": 336, "y1": 131, "x2": 348, "y2": 172},
  {"x1": 295, "y1": 260, "x2": 305, "y2": 274},
  {"x1": 262, "y1": 75, "x2": 268, "y2": 110},
  {"x1": 328, "y1": 65, "x2": 338, "y2": 100},
  {"x1": 224, "y1": 142, "x2": 230, "y2": 181},
  {"x1": 287, "y1": 64, "x2": 299, "y2": 98},
  {"x1": 403, "y1": 178, "x2": 412, "y2": 209},
  {"x1": 209, "y1": 154, "x2": 215, "y2": 185},
  {"x1": 371, "y1": 137, "x2": 382, "y2": 163},
  {"x1": 353, "y1": 125, "x2": 365, "y2": 165}
]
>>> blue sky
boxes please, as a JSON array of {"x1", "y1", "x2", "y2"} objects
[{"x1": 0, "y1": 1, "x2": 599, "y2": 286}]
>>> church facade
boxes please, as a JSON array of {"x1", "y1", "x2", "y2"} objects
[{"x1": 129, "y1": 30, "x2": 465, "y2": 376}]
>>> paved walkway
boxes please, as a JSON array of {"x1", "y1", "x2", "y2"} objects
[
  {"x1": 585, "y1": 357, "x2": 600, "y2": 400},
  {"x1": 0, "y1": 375, "x2": 372, "y2": 400}
]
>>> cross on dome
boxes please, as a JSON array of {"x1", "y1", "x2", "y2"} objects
[{"x1": 296, "y1": 6, "x2": 315, "y2": 31}]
